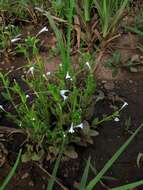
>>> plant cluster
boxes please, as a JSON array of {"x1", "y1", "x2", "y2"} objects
[
  {"x1": 0, "y1": 0, "x2": 130, "y2": 162},
  {"x1": 0, "y1": 1, "x2": 99, "y2": 161},
  {"x1": 0, "y1": 24, "x2": 20, "y2": 52},
  {"x1": 1, "y1": 0, "x2": 143, "y2": 190},
  {"x1": 0, "y1": 55, "x2": 98, "y2": 160},
  {"x1": 0, "y1": 0, "x2": 130, "y2": 55}
]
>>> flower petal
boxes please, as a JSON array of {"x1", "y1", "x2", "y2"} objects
[
  {"x1": 114, "y1": 117, "x2": 120, "y2": 122},
  {"x1": 37, "y1": 26, "x2": 48, "y2": 36}
]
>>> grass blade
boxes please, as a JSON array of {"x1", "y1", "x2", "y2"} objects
[
  {"x1": 38, "y1": 0, "x2": 74, "y2": 75},
  {"x1": 47, "y1": 140, "x2": 65, "y2": 190},
  {"x1": 86, "y1": 123, "x2": 143, "y2": 190},
  {"x1": 108, "y1": 0, "x2": 129, "y2": 35},
  {"x1": 83, "y1": 0, "x2": 91, "y2": 22},
  {"x1": 94, "y1": 0, "x2": 129, "y2": 37},
  {"x1": 66, "y1": 0, "x2": 75, "y2": 68},
  {"x1": 0, "y1": 149, "x2": 22, "y2": 190},
  {"x1": 125, "y1": 26, "x2": 143, "y2": 37},
  {"x1": 79, "y1": 156, "x2": 91, "y2": 190},
  {"x1": 111, "y1": 179, "x2": 143, "y2": 190},
  {"x1": 45, "y1": 11, "x2": 66, "y2": 65}
]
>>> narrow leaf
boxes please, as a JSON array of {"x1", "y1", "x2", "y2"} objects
[
  {"x1": 0, "y1": 149, "x2": 22, "y2": 190},
  {"x1": 111, "y1": 179, "x2": 143, "y2": 190},
  {"x1": 79, "y1": 156, "x2": 91, "y2": 190},
  {"x1": 47, "y1": 140, "x2": 65, "y2": 190},
  {"x1": 86, "y1": 123, "x2": 143, "y2": 190}
]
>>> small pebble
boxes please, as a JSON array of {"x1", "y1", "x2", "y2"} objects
[
  {"x1": 21, "y1": 172, "x2": 29, "y2": 179},
  {"x1": 131, "y1": 54, "x2": 139, "y2": 62},
  {"x1": 129, "y1": 80, "x2": 133, "y2": 84},
  {"x1": 104, "y1": 81, "x2": 115, "y2": 91},
  {"x1": 101, "y1": 80, "x2": 107, "y2": 84},
  {"x1": 11, "y1": 66, "x2": 15, "y2": 69},
  {"x1": 28, "y1": 180, "x2": 34, "y2": 186}
]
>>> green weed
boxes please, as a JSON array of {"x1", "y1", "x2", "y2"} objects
[
  {"x1": 0, "y1": 0, "x2": 98, "y2": 161},
  {"x1": 94, "y1": 0, "x2": 129, "y2": 38},
  {"x1": 0, "y1": 149, "x2": 22, "y2": 190},
  {"x1": 0, "y1": 24, "x2": 21, "y2": 52}
]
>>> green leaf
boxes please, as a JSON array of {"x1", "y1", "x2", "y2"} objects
[
  {"x1": 0, "y1": 149, "x2": 22, "y2": 190},
  {"x1": 106, "y1": 60, "x2": 113, "y2": 68},
  {"x1": 1, "y1": 92, "x2": 11, "y2": 100},
  {"x1": 79, "y1": 157, "x2": 91, "y2": 190},
  {"x1": 64, "y1": 146, "x2": 78, "y2": 159},
  {"x1": 112, "y1": 67, "x2": 118, "y2": 77},
  {"x1": 111, "y1": 179, "x2": 143, "y2": 190},
  {"x1": 47, "y1": 139, "x2": 65, "y2": 190},
  {"x1": 125, "y1": 26, "x2": 143, "y2": 37},
  {"x1": 86, "y1": 123, "x2": 143, "y2": 190},
  {"x1": 21, "y1": 151, "x2": 32, "y2": 163},
  {"x1": 113, "y1": 50, "x2": 121, "y2": 64},
  {"x1": 31, "y1": 149, "x2": 45, "y2": 161}
]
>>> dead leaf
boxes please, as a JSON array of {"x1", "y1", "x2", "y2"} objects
[
  {"x1": 74, "y1": 15, "x2": 81, "y2": 49},
  {"x1": 64, "y1": 146, "x2": 78, "y2": 159}
]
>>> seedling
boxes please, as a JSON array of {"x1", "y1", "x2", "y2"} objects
[
  {"x1": 0, "y1": 24, "x2": 21, "y2": 53},
  {"x1": 105, "y1": 50, "x2": 121, "y2": 77},
  {"x1": 94, "y1": 0, "x2": 129, "y2": 38}
]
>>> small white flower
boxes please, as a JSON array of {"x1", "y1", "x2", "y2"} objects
[
  {"x1": 27, "y1": 66, "x2": 34, "y2": 75},
  {"x1": 121, "y1": 102, "x2": 128, "y2": 110},
  {"x1": 59, "y1": 64, "x2": 62, "y2": 67},
  {"x1": 19, "y1": 122, "x2": 22, "y2": 127},
  {"x1": 11, "y1": 37, "x2": 21, "y2": 43},
  {"x1": 37, "y1": 26, "x2": 48, "y2": 36},
  {"x1": 26, "y1": 94, "x2": 30, "y2": 98},
  {"x1": 114, "y1": 117, "x2": 120, "y2": 122},
  {"x1": 46, "y1": 72, "x2": 51, "y2": 76},
  {"x1": 75, "y1": 123, "x2": 84, "y2": 129},
  {"x1": 0, "y1": 105, "x2": 5, "y2": 112},
  {"x1": 85, "y1": 62, "x2": 91, "y2": 70},
  {"x1": 60, "y1": 90, "x2": 69, "y2": 101},
  {"x1": 65, "y1": 72, "x2": 72, "y2": 80},
  {"x1": 68, "y1": 123, "x2": 75, "y2": 133},
  {"x1": 68, "y1": 122, "x2": 84, "y2": 134},
  {"x1": 43, "y1": 74, "x2": 49, "y2": 80},
  {"x1": 32, "y1": 118, "x2": 35, "y2": 121}
]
